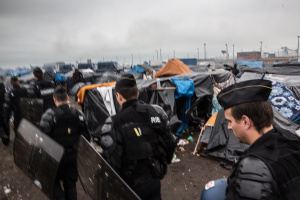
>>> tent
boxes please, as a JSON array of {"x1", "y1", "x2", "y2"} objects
[
  {"x1": 154, "y1": 59, "x2": 192, "y2": 78},
  {"x1": 193, "y1": 106, "x2": 300, "y2": 163},
  {"x1": 79, "y1": 70, "x2": 232, "y2": 136},
  {"x1": 194, "y1": 109, "x2": 248, "y2": 163},
  {"x1": 127, "y1": 65, "x2": 145, "y2": 73},
  {"x1": 236, "y1": 65, "x2": 300, "y2": 101}
]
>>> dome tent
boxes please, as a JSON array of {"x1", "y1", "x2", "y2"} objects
[{"x1": 154, "y1": 59, "x2": 192, "y2": 78}]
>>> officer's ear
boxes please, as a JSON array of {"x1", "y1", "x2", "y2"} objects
[{"x1": 242, "y1": 115, "x2": 251, "y2": 129}]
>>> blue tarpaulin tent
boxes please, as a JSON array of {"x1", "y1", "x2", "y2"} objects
[
  {"x1": 127, "y1": 65, "x2": 145, "y2": 73},
  {"x1": 235, "y1": 61, "x2": 265, "y2": 68}
]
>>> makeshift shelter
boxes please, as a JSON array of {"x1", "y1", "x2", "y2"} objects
[
  {"x1": 193, "y1": 106, "x2": 300, "y2": 163},
  {"x1": 154, "y1": 59, "x2": 192, "y2": 78},
  {"x1": 78, "y1": 70, "x2": 232, "y2": 136},
  {"x1": 194, "y1": 109, "x2": 248, "y2": 163},
  {"x1": 236, "y1": 66, "x2": 300, "y2": 102},
  {"x1": 127, "y1": 65, "x2": 145, "y2": 73}
]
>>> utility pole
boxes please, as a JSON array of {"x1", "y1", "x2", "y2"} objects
[
  {"x1": 233, "y1": 44, "x2": 235, "y2": 61},
  {"x1": 204, "y1": 43, "x2": 206, "y2": 60},
  {"x1": 173, "y1": 50, "x2": 175, "y2": 59},
  {"x1": 260, "y1": 41, "x2": 262, "y2": 58},
  {"x1": 160, "y1": 49, "x2": 162, "y2": 60},
  {"x1": 225, "y1": 43, "x2": 228, "y2": 64},
  {"x1": 131, "y1": 54, "x2": 133, "y2": 66},
  {"x1": 197, "y1": 48, "x2": 199, "y2": 60},
  {"x1": 155, "y1": 49, "x2": 158, "y2": 60},
  {"x1": 297, "y1": 36, "x2": 300, "y2": 58}
]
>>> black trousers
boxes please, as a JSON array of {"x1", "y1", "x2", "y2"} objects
[
  {"x1": 0, "y1": 114, "x2": 9, "y2": 144},
  {"x1": 134, "y1": 178, "x2": 161, "y2": 200},
  {"x1": 54, "y1": 152, "x2": 78, "y2": 200}
]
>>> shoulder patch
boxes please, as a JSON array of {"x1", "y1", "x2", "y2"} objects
[{"x1": 151, "y1": 116, "x2": 161, "y2": 123}]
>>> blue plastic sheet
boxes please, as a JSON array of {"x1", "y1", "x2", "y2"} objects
[
  {"x1": 127, "y1": 65, "x2": 145, "y2": 73},
  {"x1": 54, "y1": 73, "x2": 66, "y2": 82},
  {"x1": 171, "y1": 77, "x2": 194, "y2": 99},
  {"x1": 171, "y1": 77, "x2": 195, "y2": 134},
  {"x1": 235, "y1": 61, "x2": 265, "y2": 68}
]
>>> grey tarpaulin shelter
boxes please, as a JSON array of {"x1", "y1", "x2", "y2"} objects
[
  {"x1": 81, "y1": 70, "x2": 233, "y2": 136},
  {"x1": 198, "y1": 109, "x2": 249, "y2": 163}
]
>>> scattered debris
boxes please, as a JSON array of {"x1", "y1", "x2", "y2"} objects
[
  {"x1": 187, "y1": 136, "x2": 194, "y2": 142},
  {"x1": 177, "y1": 139, "x2": 189, "y2": 146},
  {"x1": 179, "y1": 147, "x2": 185, "y2": 151},
  {"x1": 34, "y1": 180, "x2": 42, "y2": 189},
  {"x1": 171, "y1": 153, "x2": 181, "y2": 163},
  {"x1": 4, "y1": 185, "x2": 11, "y2": 194}
]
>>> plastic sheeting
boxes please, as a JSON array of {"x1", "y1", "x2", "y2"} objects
[
  {"x1": 82, "y1": 70, "x2": 233, "y2": 135},
  {"x1": 170, "y1": 77, "x2": 194, "y2": 133},
  {"x1": 83, "y1": 88, "x2": 120, "y2": 133},
  {"x1": 235, "y1": 61, "x2": 265, "y2": 68},
  {"x1": 127, "y1": 65, "x2": 145, "y2": 73},
  {"x1": 203, "y1": 109, "x2": 249, "y2": 163},
  {"x1": 272, "y1": 107, "x2": 300, "y2": 139},
  {"x1": 176, "y1": 73, "x2": 215, "y2": 124}
]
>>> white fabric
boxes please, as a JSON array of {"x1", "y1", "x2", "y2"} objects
[{"x1": 97, "y1": 86, "x2": 116, "y2": 116}]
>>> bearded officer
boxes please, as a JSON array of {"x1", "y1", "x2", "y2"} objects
[
  {"x1": 202, "y1": 79, "x2": 300, "y2": 200},
  {"x1": 40, "y1": 86, "x2": 91, "y2": 200},
  {"x1": 97, "y1": 73, "x2": 176, "y2": 200}
]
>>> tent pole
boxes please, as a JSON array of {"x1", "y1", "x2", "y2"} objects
[{"x1": 193, "y1": 125, "x2": 205, "y2": 155}]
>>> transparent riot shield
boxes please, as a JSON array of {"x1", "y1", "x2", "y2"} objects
[
  {"x1": 19, "y1": 97, "x2": 44, "y2": 127},
  {"x1": 13, "y1": 118, "x2": 64, "y2": 200},
  {"x1": 78, "y1": 136, "x2": 141, "y2": 200}
]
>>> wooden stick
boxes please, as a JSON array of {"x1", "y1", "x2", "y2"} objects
[{"x1": 193, "y1": 125, "x2": 205, "y2": 155}]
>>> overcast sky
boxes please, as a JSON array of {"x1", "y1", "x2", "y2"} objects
[{"x1": 0, "y1": 0, "x2": 299, "y2": 69}]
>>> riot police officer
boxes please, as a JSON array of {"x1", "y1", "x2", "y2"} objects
[
  {"x1": 202, "y1": 79, "x2": 300, "y2": 199},
  {"x1": 32, "y1": 67, "x2": 55, "y2": 111},
  {"x1": 0, "y1": 81, "x2": 9, "y2": 145},
  {"x1": 98, "y1": 74, "x2": 176, "y2": 200},
  {"x1": 40, "y1": 86, "x2": 91, "y2": 200},
  {"x1": 3, "y1": 76, "x2": 29, "y2": 145}
]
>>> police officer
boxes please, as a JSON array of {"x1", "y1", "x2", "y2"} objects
[
  {"x1": 202, "y1": 79, "x2": 300, "y2": 199},
  {"x1": 0, "y1": 81, "x2": 9, "y2": 145},
  {"x1": 32, "y1": 67, "x2": 56, "y2": 111},
  {"x1": 40, "y1": 86, "x2": 91, "y2": 200},
  {"x1": 98, "y1": 74, "x2": 176, "y2": 200},
  {"x1": 3, "y1": 76, "x2": 29, "y2": 145}
]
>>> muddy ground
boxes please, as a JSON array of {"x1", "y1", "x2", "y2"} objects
[{"x1": 0, "y1": 98, "x2": 230, "y2": 200}]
